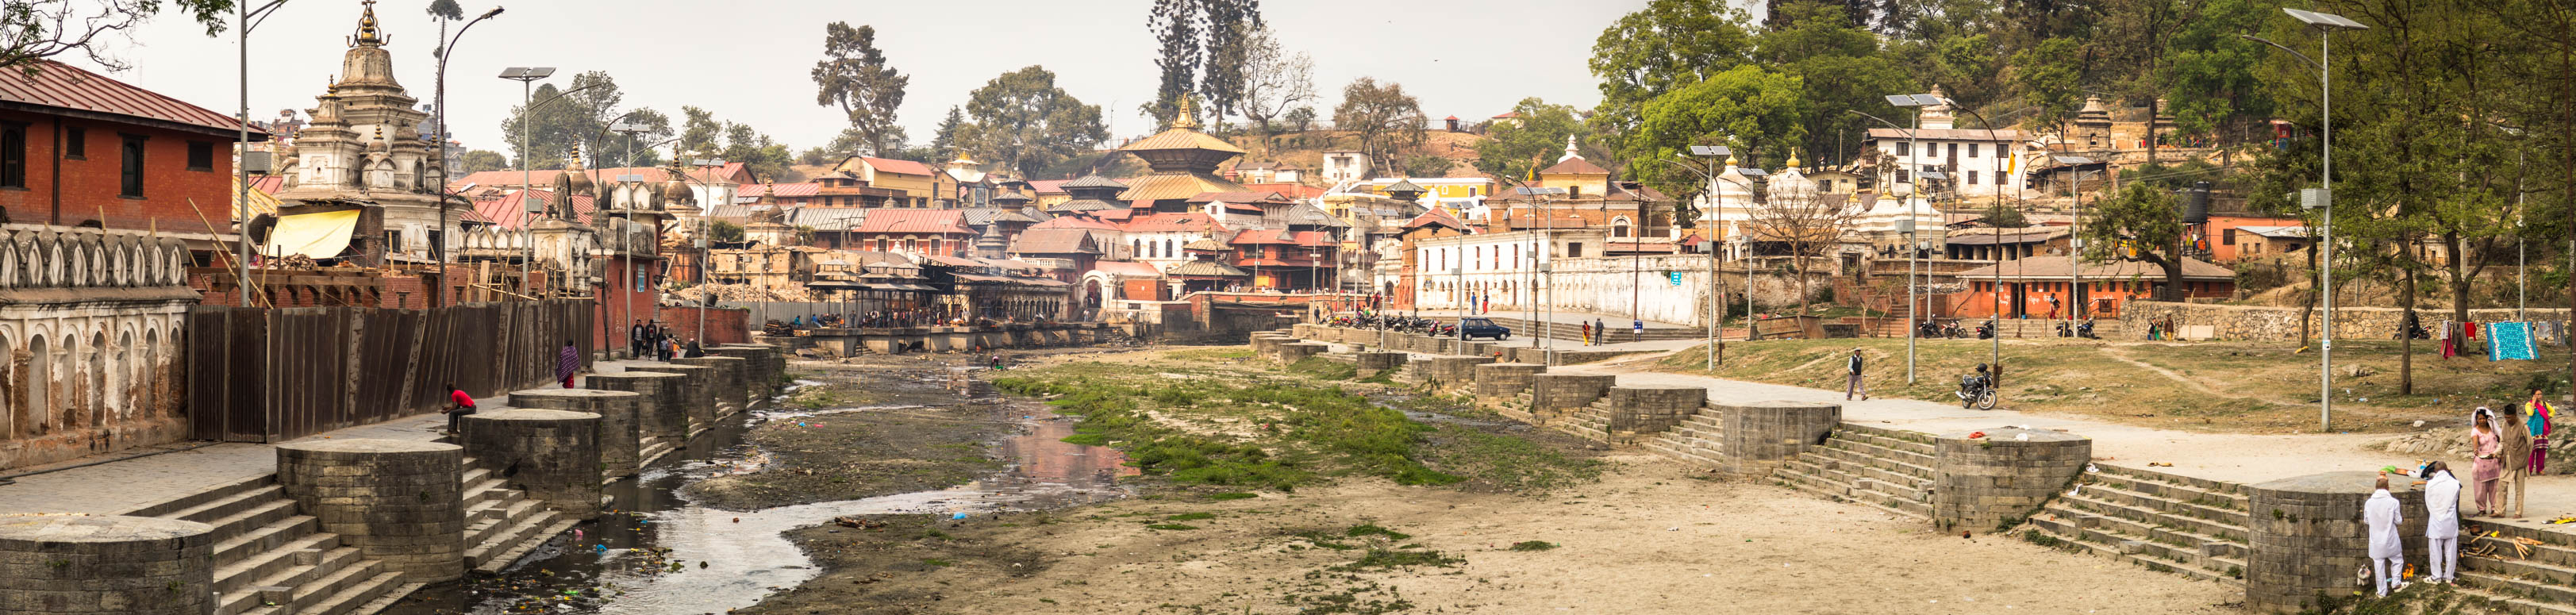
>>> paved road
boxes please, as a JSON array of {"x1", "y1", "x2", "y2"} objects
[{"x1": 1563, "y1": 351, "x2": 2576, "y2": 532}]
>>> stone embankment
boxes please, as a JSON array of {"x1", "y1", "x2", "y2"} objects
[
  {"x1": 1281, "y1": 325, "x2": 2576, "y2": 614},
  {"x1": 0, "y1": 344, "x2": 792, "y2": 615}
]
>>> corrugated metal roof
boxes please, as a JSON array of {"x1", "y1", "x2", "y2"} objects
[
  {"x1": 0, "y1": 62, "x2": 263, "y2": 136},
  {"x1": 740, "y1": 183, "x2": 822, "y2": 197},
  {"x1": 1061, "y1": 174, "x2": 1129, "y2": 190},
  {"x1": 854, "y1": 156, "x2": 936, "y2": 176},
  {"x1": 1094, "y1": 260, "x2": 1162, "y2": 277},
  {"x1": 472, "y1": 189, "x2": 599, "y2": 229},
  {"x1": 1121, "y1": 211, "x2": 1228, "y2": 233},
  {"x1": 850, "y1": 209, "x2": 972, "y2": 234}
]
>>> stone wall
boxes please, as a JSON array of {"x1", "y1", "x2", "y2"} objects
[
  {"x1": 0, "y1": 514, "x2": 212, "y2": 615},
  {"x1": 1715, "y1": 401, "x2": 1841, "y2": 479},
  {"x1": 2119, "y1": 301, "x2": 2570, "y2": 341},
  {"x1": 508, "y1": 389, "x2": 641, "y2": 480},
  {"x1": 0, "y1": 225, "x2": 198, "y2": 471},
  {"x1": 585, "y1": 371, "x2": 687, "y2": 442},
  {"x1": 275, "y1": 438, "x2": 465, "y2": 582},
  {"x1": 2246, "y1": 471, "x2": 2426, "y2": 613},
  {"x1": 1355, "y1": 352, "x2": 1406, "y2": 374},
  {"x1": 1932, "y1": 429, "x2": 2090, "y2": 532},
  {"x1": 1471, "y1": 363, "x2": 1545, "y2": 406},
  {"x1": 1418, "y1": 356, "x2": 1494, "y2": 394},
  {"x1": 1532, "y1": 374, "x2": 1615, "y2": 423},
  {"x1": 461, "y1": 409, "x2": 603, "y2": 520},
  {"x1": 1602, "y1": 386, "x2": 1705, "y2": 437}
]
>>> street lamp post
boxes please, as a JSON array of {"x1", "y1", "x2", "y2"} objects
[
  {"x1": 500, "y1": 67, "x2": 556, "y2": 295},
  {"x1": 1666, "y1": 146, "x2": 1735, "y2": 370},
  {"x1": 433, "y1": 7, "x2": 506, "y2": 302},
  {"x1": 1862, "y1": 93, "x2": 1943, "y2": 384},
  {"x1": 1514, "y1": 186, "x2": 1567, "y2": 359},
  {"x1": 236, "y1": 0, "x2": 301, "y2": 309},
  {"x1": 2246, "y1": 7, "x2": 2366, "y2": 431}
]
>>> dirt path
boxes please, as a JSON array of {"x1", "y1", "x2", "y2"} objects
[
  {"x1": 740, "y1": 454, "x2": 2238, "y2": 615},
  {"x1": 2101, "y1": 346, "x2": 2222, "y2": 396}
]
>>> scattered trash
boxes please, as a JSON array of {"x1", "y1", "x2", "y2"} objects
[
  {"x1": 1666, "y1": 526, "x2": 1678, "y2": 532},
  {"x1": 1969, "y1": 431, "x2": 1987, "y2": 439},
  {"x1": 2085, "y1": 463, "x2": 2100, "y2": 475},
  {"x1": 1960, "y1": 531, "x2": 1972, "y2": 539},
  {"x1": 2413, "y1": 421, "x2": 2428, "y2": 428},
  {"x1": 2013, "y1": 433, "x2": 2030, "y2": 441},
  {"x1": 2148, "y1": 462, "x2": 2173, "y2": 467}
]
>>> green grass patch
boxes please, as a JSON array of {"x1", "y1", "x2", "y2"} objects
[
  {"x1": 1344, "y1": 524, "x2": 1412, "y2": 540},
  {"x1": 1145, "y1": 523, "x2": 1200, "y2": 531},
  {"x1": 1287, "y1": 356, "x2": 1359, "y2": 380},
  {"x1": 919, "y1": 558, "x2": 951, "y2": 567},
  {"x1": 1329, "y1": 548, "x2": 1462, "y2": 571},
  {"x1": 1506, "y1": 540, "x2": 1559, "y2": 552},
  {"x1": 1164, "y1": 512, "x2": 1217, "y2": 521},
  {"x1": 995, "y1": 362, "x2": 1464, "y2": 491},
  {"x1": 1205, "y1": 492, "x2": 1258, "y2": 501}
]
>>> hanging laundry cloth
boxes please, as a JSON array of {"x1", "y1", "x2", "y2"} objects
[
  {"x1": 2491, "y1": 322, "x2": 2537, "y2": 361},
  {"x1": 2466, "y1": 321, "x2": 2481, "y2": 339}
]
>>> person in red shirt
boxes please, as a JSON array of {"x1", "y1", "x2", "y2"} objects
[{"x1": 444, "y1": 383, "x2": 477, "y2": 436}]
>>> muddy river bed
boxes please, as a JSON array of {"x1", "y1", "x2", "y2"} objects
[{"x1": 382, "y1": 353, "x2": 1132, "y2": 615}]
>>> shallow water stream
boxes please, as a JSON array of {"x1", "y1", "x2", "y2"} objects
[{"x1": 386, "y1": 366, "x2": 1132, "y2": 615}]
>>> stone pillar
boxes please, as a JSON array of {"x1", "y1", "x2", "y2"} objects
[
  {"x1": 1276, "y1": 342, "x2": 1329, "y2": 363},
  {"x1": 1472, "y1": 363, "x2": 1545, "y2": 405},
  {"x1": 2246, "y1": 471, "x2": 2426, "y2": 614},
  {"x1": 0, "y1": 514, "x2": 214, "y2": 615},
  {"x1": 1423, "y1": 356, "x2": 1495, "y2": 393},
  {"x1": 1716, "y1": 401, "x2": 1842, "y2": 479},
  {"x1": 1532, "y1": 374, "x2": 1615, "y2": 422},
  {"x1": 641, "y1": 365, "x2": 717, "y2": 436},
  {"x1": 586, "y1": 371, "x2": 689, "y2": 443},
  {"x1": 275, "y1": 439, "x2": 464, "y2": 582},
  {"x1": 1355, "y1": 351, "x2": 1407, "y2": 374},
  {"x1": 462, "y1": 408, "x2": 604, "y2": 520},
  {"x1": 509, "y1": 389, "x2": 643, "y2": 480},
  {"x1": 713, "y1": 344, "x2": 784, "y2": 397},
  {"x1": 1932, "y1": 428, "x2": 2092, "y2": 532},
  {"x1": 1601, "y1": 385, "x2": 1706, "y2": 442},
  {"x1": 672, "y1": 356, "x2": 748, "y2": 418}
]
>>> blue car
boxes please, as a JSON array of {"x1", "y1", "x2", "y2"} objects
[{"x1": 1458, "y1": 317, "x2": 1511, "y2": 340}]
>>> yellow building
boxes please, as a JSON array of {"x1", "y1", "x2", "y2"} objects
[{"x1": 830, "y1": 156, "x2": 941, "y2": 204}]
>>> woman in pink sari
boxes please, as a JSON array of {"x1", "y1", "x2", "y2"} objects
[{"x1": 2474, "y1": 407, "x2": 2505, "y2": 516}]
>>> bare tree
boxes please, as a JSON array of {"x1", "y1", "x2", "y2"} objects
[
  {"x1": 1744, "y1": 186, "x2": 1863, "y2": 310},
  {"x1": 1235, "y1": 25, "x2": 1312, "y2": 136},
  {"x1": 2, "y1": 0, "x2": 230, "y2": 74}
]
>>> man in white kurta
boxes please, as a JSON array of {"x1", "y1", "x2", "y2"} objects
[
  {"x1": 2424, "y1": 463, "x2": 2462, "y2": 583},
  {"x1": 2364, "y1": 475, "x2": 2408, "y2": 597}
]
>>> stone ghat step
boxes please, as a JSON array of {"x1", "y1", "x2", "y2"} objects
[
  {"x1": 129, "y1": 475, "x2": 276, "y2": 517},
  {"x1": 2469, "y1": 529, "x2": 2576, "y2": 570},
  {"x1": 465, "y1": 501, "x2": 552, "y2": 570},
  {"x1": 1830, "y1": 424, "x2": 1940, "y2": 455},
  {"x1": 2093, "y1": 463, "x2": 2248, "y2": 499},
  {"x1": 213, "y1": 530, "x2": 337, "y2": 596},
  {"x1": 214, "y1": 546, "x2": 367, "y2": 615},
  {"x1": 1641, "y1": 435, "x2": 1724, "y2": 469},
  {"x1": 475, "y1": 518, "x2": 580, "y2": 575},
  {"x1": 2461, "y1": 553, "x2": 2576, "y2": 603},
  {"x1": 2043, "y1": 501, "x2": 2246, "y2": 565},
  {"x1": 163, "y1": 484, "x2": 286, "y2": 526},
  {"x1": 2458, "y1": 569, "x2": 2576, "y2": 614},
  {"x1": 1774, "y1": 462, "x2": 1935, "y2": 518},
  {"x1": 239, "y1": 565, "x2": 405, "y2": 615},
  {"x1": 1797, "y1": 452, "x2": 1932, "y2": 492},
  {"x1": 210, "y1": 513, "x2": 322, "y2": 570},
  {"x1": 1782, "y1": 457, "x2": 1931, "y2": 502},
  {"x1": 2065, "y1": 481, "x2": 2250, "y2": 540},
  {"x1": 1818, "y1": 435, "x2": 1936, "y2": 471},
  {"x1": 197, "y1": 499, "x2": 301, "y2": 549},
  {"x1": 1811, "y1": 441, "x2": 1935, "y2": 482},
  {"x1": 2022, "y1": 517, "x2": 2243, "y2": 585}
]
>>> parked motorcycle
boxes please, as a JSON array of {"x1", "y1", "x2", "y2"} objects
[
  {"x1": 2077, "y1": 319, "x2": 2098, "y2": 340},
  {"x1": 1956, "y1": 364, "x2": 1997, "y2": 410},
  {"x1": 1976, "y1": 320, "x2": 1996, "y2": 340}
]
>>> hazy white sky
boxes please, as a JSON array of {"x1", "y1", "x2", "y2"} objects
[{"x1": 67, "y1": 0, "x2": 1671, "y2": 159}]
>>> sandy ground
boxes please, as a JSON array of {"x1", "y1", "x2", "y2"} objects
[{"x1": 743, "y1": 453, "x2": 2241, "y2": 615}]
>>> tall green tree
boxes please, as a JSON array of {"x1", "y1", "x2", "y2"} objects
[
  {"x1": 1473, "y1": 98, "x2": 1584, "y2": 181},
  {"x1": 1198, "y1": 0, "x2": 1263, "y2": 120},
  {"x1": 1587, "y1": 0, "x2": 1759, "y2": 133},
  {"x1": 929, "y1": 106, "x2": 970, "y2": 160},
  {"x1": 2079, "y1": 183, "x2": 2190, "y2": 302},
  {"x1": 811, "y1": 22, "x2": 909, "y2": 156},
  {"x1": 1621, "y1": 65, "x2": 1811, "y2": 223},
  {"x1": 1332, "y1": 77, "x2": 1425, "y2": 175},
  {"x1": 1756, "y1": 1, "x2": 1918, "y2": 166},
  {"x1": 678, "y1": 106, "x2": 723, "y2": 161},
  {"x1": 498, "y1": 71, "x2": 655, "y2": 168},
  {"x1": 962, "y1": 66, "x2": 1109, "y2": 178},
  {"x1": 2009, "y1": 37, "x2": 2086, "y2": 133},
  {"x1": 720, "y1": 121, "x2": 794, "y2": 183},
  {"x1": 459, "y1": 149, "x2": 507, "y2": 174},
  {"x1": 2158, "y1": 0, "x2": 2280, "y2": 140},
  {"x1": 1144, "y1": 0, "x2": 1201, "y2": 127}
]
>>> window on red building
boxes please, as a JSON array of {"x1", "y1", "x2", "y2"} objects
[
  {"x1": 119, "y1": 135, "x2": 145, "y2": 197},
  {"x1": 63, "y1": 126, "x2": 84, "y2": 159},
  {"x1": 186, "y1": 141, "x2": 214, "y2": 171},
  {"x1": 0, "y1": 121, "x2": 25, "y2": 188}
]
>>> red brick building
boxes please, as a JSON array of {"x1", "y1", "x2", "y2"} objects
[{"x1": 1, "y1": 61, "x2": 264, "y2": 243}]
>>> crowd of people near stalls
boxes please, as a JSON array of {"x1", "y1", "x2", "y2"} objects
[
  {"x1": 625, "y1": 320, "x2": 707, "y2": 361},
  {"x1": 2370, "y1": 390, "x2": 2559, "y2": 597}
]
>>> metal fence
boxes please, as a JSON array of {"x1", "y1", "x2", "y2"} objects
[{"x1": 186, "y1": 300, "x2": 595, "y2": 442}]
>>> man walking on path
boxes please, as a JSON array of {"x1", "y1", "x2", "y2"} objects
[
  {"x1": 443, "y1": 383, "x2": 477, "y2": 436},
  {"x1": 2502, "y1": 403, "x2": 2532, "y2": 517},
  {"x1": 2365, "y1": 473, "x2": 2408, "y2": 597},
  {"x1": 1593, "y1": 319, "x2": 1605, "y2": 346},
  {"x1": 1844, "y1": 348, "x2": 1868, "y2": 401},
  {"x1": 559, "y1": 340, "x2": 580, "y2": 389},
  {"x1": 629, "y1": 319, "x2": 646, "y2": 359}
]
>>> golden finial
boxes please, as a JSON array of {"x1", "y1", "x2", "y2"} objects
[
  {"x1": 1723, "y1": 151, "x2": 1740, "y2": 168},
  {"x1": 1172, "y1": 94, "x2": 1200, "y2": 130},
  {"x1": 1785, "y1": 149, "x2": 1801, "y2": 170},
  {"x1": 352, "y1": 0, "x2": 383, "y2": 47}
]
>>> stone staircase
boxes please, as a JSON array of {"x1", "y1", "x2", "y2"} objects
[
  {"x1": 2451, "y1": 523, "x2": 2576, "y2": 613},
  {"x1": 2028, "y1": 463, "x2": 2251, "y2": 584},
  {"x1": 137, "y1": 478, "x2": 417, "y2": 615},
  {"x1": 1768, "y1": 424, "x2": 1936, "y2": 518},
  {"x1": 638, "y1": 436, "x2": 678, "y2": 467},
  {"x1": 1640, "y1": 407, "x2": 1725, "y2": 468},
  {"x1": 460, "y1": 458, "x2": 579, "y2": 575},
  {"x1": 1558, "y1": 398, "x2": 1615, "y2": 444}
]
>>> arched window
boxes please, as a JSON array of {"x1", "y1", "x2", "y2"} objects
[
  {"x1": 24, "y1": 335, "x2": 44, "y2": 432},
  {"x1": 1165, "y1": 239, "x2": 1176, "y2": 258},
  {"x1": 113, "y1": 331, "x2": 131, "y2": 417},
  {"x1": 1132, "y1": 240, "x2": 1143, "y2": 258},
  {"x1": 1613, "y1": 217, "x2": 1632, "y2": 238},
  {"x1": 1513, "y1": 244, "x2": 1521, "y2": 268}
]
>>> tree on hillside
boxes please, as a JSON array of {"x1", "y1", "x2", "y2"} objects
[
  {"x1": 1756, "y1": 1, "x2": 1917, "y2": 167},
  {"x1": 1145, "y1": 0, "x2": 1201, "y2": 128},
  {"x1": 963, "y1": 66, "x2": 1109, "y2": 178},
  {"x1": 1747, "y1": 183, "x2": 1866, "y2": 311},
  {"x1": 2009, "y1": 38, "x2": 2086, "y2": 133},
  {"x1": 679, "y1": 106, "x2": 724, "y2": 161},
  {"x1": 721, "y1": 122, "x2": 796, "y2": 182},
  {"x1": 498, "y1": 71, "x2": 671, "y2": 168},
  {"x1": 2080, "y1": 183, "x2": 2189, "y2": 302},
  {"x1": 2, "y1": 0, "x2": 231, "y2": 74},
  {"x1": 1621, "y1": 65, "x2": 1809, "y2": 192},
  {"x1": 1198, "y1": 0, "x2": 1263, "y2": 119},
  {"x1": 2159, "y1": 0, "x2": 2280, "y2": 140},
  {"x1": 459, "y1": 149, "x2": 508, "y2": 173},
  {"x1": 597, "y1": 108, "x2": 671, "y2": 168},
  {"x1": 1282, "y1": 106, "x2": 1317, "y2": 133},
  {"x1": 929, "y1": 106, "x2": 971, "y2": 160},
  {"x1": 2097, "y1": 0, "x2": 2185, "y2": 161},
  {"x1": 1235, "y1": 26, "x2": 1313, "y2": 136},
  {"x1": 1332, "y1": 78, "x2": 1426, "y2": 176},
  {"x1": 1931, "y1": 33, "x2": 2005, "y2": 114},
  {"x1": 1473, "y1": 98, "x2": 1582, "y2": 181},
  {"x1": 811, "y1": 22, "x2": 909, "y2": 156},
  {"x1": 1587, "y1": 0, "x2": 1759, "y2": 133}
]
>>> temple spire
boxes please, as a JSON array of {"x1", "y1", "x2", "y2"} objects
[
  {"x1": 352, "y1": 0, "x2": 383, "y2": 47},
  {"x1": 1171, "y1": 94, "x2": 1200, "y2": 130}
]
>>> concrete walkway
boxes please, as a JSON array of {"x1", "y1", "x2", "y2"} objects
[
  {"x1": 1560, "y1": 350, "x2": 2576, "y2": 532},
  {"x1": 0, "y1": 358, "x2": 699, "y2": 516}
]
